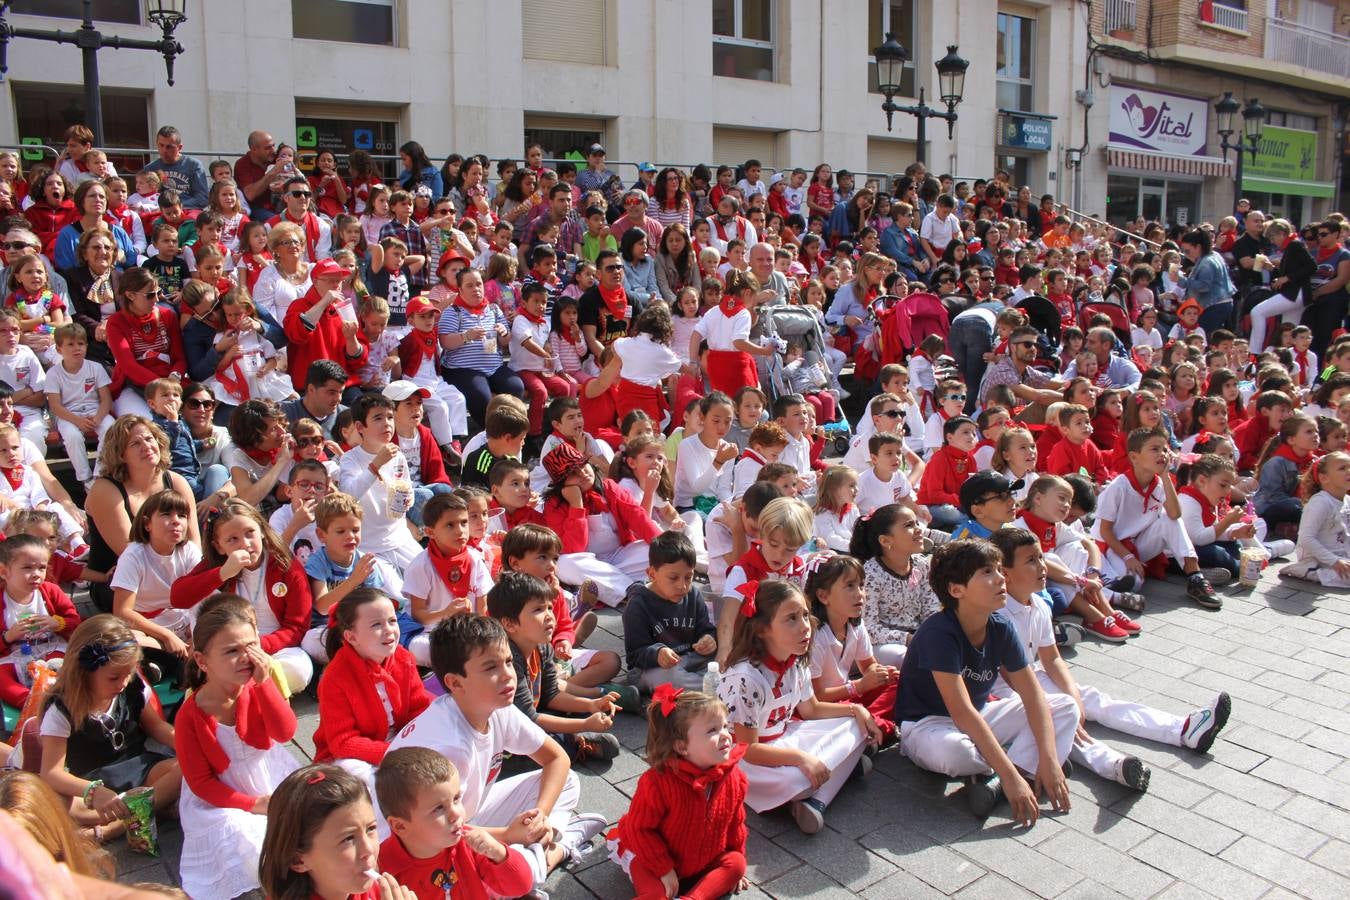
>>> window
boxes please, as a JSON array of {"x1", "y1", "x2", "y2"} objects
[
  {"x1": 1265, "y1": 111, "x2": 1317, "y2": 131},
  {"x1": 12, "y1": 84, "x2": 149, "y2": 171},
  {"x1": 295, "y1": 102, "x2": 402, "y2": 180},
  {"x1": 524, "y1": 116, "x2": 608, "y2": 164},
  {"x1": 292, "y1": 0, "x2": 395, "y2": 46},
  {"x1": 523, "y1": 0, "x2": 610, "y2": 65},
  {"x1": 712, "y1": 127, "x2": 779, "y2": 168},
  {"x1": 996, "y1": 13, "x2": 1035, "y2": 112},
  {"x1": 1106, "y1": 174, "x2": 1201, "y2": 230},
  {"x1": 867, "y1": 1, "x2": 916, "y2": 98},
  {"x1": 712, "y1": 0, "x2": 775, "y2": 82},
  {"x1": 10, "y1": 0, "x2": 139, "y2": 23}
]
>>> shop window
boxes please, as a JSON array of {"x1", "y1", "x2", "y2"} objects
[
  {"x1": 11, "y1": 84, "x2": 149, "y2": 172},
  {"x1": 10, "y1": 0, "x2": 139, "y2": 23},
  {"x1": 1105, "y1": 174, "x2": 1201, "y2": 230},
  {"x1": 713, "y1": 0, "x2": 776, "y2": 82},
  {"x1": 295, "y1": 112, "x2": 401, "y2": 180},
  {"x1": 293, "y1": 0, "x2": 395, "y2": 46},
  {"x1": 524, "y1": 117, "x2": 607, "y2": 164},
  {"x1": 867, "y1": 1, "x2": 916, "y2": 98},
  {"x1": 996, "y1": 13, "x2": 1035, "y2": 112}
]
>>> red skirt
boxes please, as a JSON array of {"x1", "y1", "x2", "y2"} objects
[
  {"x1": 705, "y1": 349, "x2": 758, "y2": 395},
  {"x1": 614, "y1": 378, "x2": 667, "y2": 425}
]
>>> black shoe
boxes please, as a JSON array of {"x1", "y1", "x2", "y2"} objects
[
  {"x1": 1120, "y1": 756, "x2": 1151, "y2": 792},
  {"x1": 1187, "y1": 573, "x2": 1222, "y2": 609},
  {"x1": 573, "y1": 732, "x2": 620, "y2": 762},
  {"x1": 965, "y1": 774, "x2": 1004, "y2": 818}
]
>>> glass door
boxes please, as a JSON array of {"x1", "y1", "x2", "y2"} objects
[{"x1": 1141, "y1": 183, "x2": 1165, "y2": 223}]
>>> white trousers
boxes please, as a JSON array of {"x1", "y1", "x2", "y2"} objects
[
  {"x1": 415, "y1": 380, "x2": 469, "y2": 443},
  {"x1": 271, "y1": 645, "x2": 314, "y2": 694},
  {"x1": 474, "y1": 769, "x2": 581, "y2": 888},
  {"x1": 740, "y1": 717, "x2": 867, "y2": 813},
  {"x1": 55, "y1": 414, "x2": 115, "y2": 481},
  {"x1": 1100, "y1": 514, "x2": 1196, "y2": 580},
  {"x1": 113, "y1": 389, "x2": 152, "y2": 418},
  {"x1": 874, "y1": 643, "x2": 908, "y2": 668},
  {"x1": 301, "y1": 625, "x2": 329, "y2": 665},
  {"x1": 558, "y1": 543, "x2": 650, "y2": 607},
  {"x1": 1048, "y1": 541, "x2": 1090, "y2": 603},
  {"x1": 1281, "y1": 557, "x2": 1350, "y2": 587},
  {"x1": 900, "y1": 690, "x2": 1079, "y2": 778},
  {"x1": 637, "y1": 654, "x2": 709, "y2": 692},
  {"x1": 1248, "y1": 289, "x2": 1304, "y2": 353},
  {"x1": 14, "y1": 407, "x2": 47, "y2": 450}
]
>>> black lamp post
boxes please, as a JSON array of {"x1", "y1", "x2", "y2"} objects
[
  {"x1": 0, "y1": 0, "x2": 188, "y2": 147},
  {"x1": 1214, "y1": 91, "x2": 1266, "y2": 214},
  {"x1": 874, "y1": 34, "x2": 968, "y2": 165}
]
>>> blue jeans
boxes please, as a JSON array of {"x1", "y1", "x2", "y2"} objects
[
  {"x1": 1260, "y1": 497, "x2": 1303, "y2": 532},
  {"x1": 189, "y1": 463, "x2": 231, "y2": 501},
  {"x1": 443, "y1": 363, "x2": 525, "y2": 426},
  {"x1": 1195, "y1": 540, "x2": 1241, "y2": 578},
  {"x1": 1198, "y1": 300, "x2": 1233, "y2": 335},
  {"x1": 409, "y1": 482, "x2": 454, "y2": 527},
  {"x1": 926, "y1": 504, "x2": 964, "y2": 534},
  {"x1": 947, "y1": 317, "x2": 993, "y2": 415}
]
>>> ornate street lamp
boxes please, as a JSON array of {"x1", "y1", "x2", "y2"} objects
[{"x1": 874, "y1": 33, "x2": 967, "y2": 164}]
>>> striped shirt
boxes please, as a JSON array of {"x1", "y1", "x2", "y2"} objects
[{"x1": 437, "y1": 304, "x2": 507, "y2": 374}]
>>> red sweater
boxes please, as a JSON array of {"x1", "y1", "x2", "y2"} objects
[
  {"x1": 1233, "y1": 415, "x2": 1274, "y2": 471},
  {"x1": 282, "y1": 286, "x2": 369, "y2": 392},
  {"x1": 104, "y1": 306, "x2": 187, "y2": 395},
  {"x1": 917, "y1": 445, "x2": 972, "y2": 507},
  {"x1": 1046, "y1": 436, "x2": 1108, "y2": 485},
  {"x1": 313, "y1": 643, "x2": 431, "y2": 765},
  {"x1": 0, "y1": 583, "x2": 80, "y2": 653},
  {"x1": 542, "y1": 478, "x2": 662, "y2": 555},
  {"x1": 24, "y1": 200, "x2": 75, "y2": 255},
  {"x1": 611, "y1": 745, "x2": 748, "y2": 880},
  {"x1": 174, "y1": 679, "x2": 297, "y2": 811},
  {"x1": 399, "y1": 423, "x2": 450, "y2": 487},
  {"x1": 552, "y1": 588, "x2": 578, "y2": 650},
  {"x1": 170, "y1": 556, "x2": 313, "y2": 654},
  {"x1": 379, "y1": 832, "x2": 534, "y2": 900}
]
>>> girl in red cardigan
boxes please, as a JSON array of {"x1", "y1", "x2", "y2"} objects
[
  {"x1": 607, "y1": 685, "x2": 749, "y2": 900},
  {"x1": 171, "y1": 499, "x2": 315, "y2": 694},
  {"x1": 175, "y1": 594, "x2": 300, "y2": 900},
  {"x1": 916, "y1": 415, "x2": 978, "y2": 533},
  {"x1": 542, "y1": 441, "x2": 663, "y2": 609},
  {"x1": 312, "y1": 588, "x2": 430, "y2": 805}
]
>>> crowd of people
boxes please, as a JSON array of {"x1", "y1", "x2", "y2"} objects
[{"x1": 0, "y1": 118, "x2": 1346, "y2": 900}]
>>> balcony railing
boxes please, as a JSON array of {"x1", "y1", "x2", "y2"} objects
[
  {"x1": 1104, "y1": 0, "x2": 1137, "y2": 34},
  {"x1": 1265, "y1": 17, "x2": 1350, "y2": 79},
  {"x1": 1200, "y1": 1, "x2": 1249, "y2": 33}
]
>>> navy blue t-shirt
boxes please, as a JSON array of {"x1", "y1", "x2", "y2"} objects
[{"x1": 893, "y1": 608, "x2": 1028, "y2": 723}]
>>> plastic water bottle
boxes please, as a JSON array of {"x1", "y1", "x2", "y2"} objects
[
  {"x1": 702, "y1": 661, "x2": 721, "y2": 697},
  {"x1": 15, "y1": 640, "x2": 33, "y2": 688}
]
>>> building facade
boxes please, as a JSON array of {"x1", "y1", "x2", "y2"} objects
[{"x1": 1, "y1": 0, "x2": 1345, "y2": 228}]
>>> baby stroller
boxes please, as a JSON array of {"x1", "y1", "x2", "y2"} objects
[
  {"x1": 1079, "y1": 298, "x2": 1133, "y2": 348},
  {"x1": 876, "y1": 291, "x2": 950, "y2": 366},
  {"x1": 1014, "y1": 294, "x2": 1062, "y2": 368}
]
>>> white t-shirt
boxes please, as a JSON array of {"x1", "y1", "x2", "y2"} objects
[
  {"x1": 673, "y1": 435, "x2": 733, "y2": 508},
  {"x1": 856, "y1": 466, "x2": 913, "y2": 516},
  {"x1": 0, "y1": 345, "x2": 45, "y2": 413},
  {"x1": 705, "y1": 500, "x2": 734, "y2": 595},
  {"x1": 387, "y1": 694, "x2": 546, "y2": 821},
  {"x1": 268, "y1": 505, "x2": 321, "y2": 569},
  {"x1": 995, "y1": 594, "x2": 1054, "y2": 687},
  {"x1": 43, "y1": 358, "x2": 109, "y2": 418},
  {"x1": 920, "y1": 211, "x2": 962, "y2": 252},
  {"x1": 809, "y1": 620, "x2": 874, "y2": 689},
  {"x1": 614, "y1": 334, "x2": 681, "y2": 387},
  {"x1": 692, "y1": 306, "x2": 751, "y2": 352},
  {"x1": 338, "y1": 444, "x2": 422, "y2": 566},
  {"x1": 401, "y1": 548, "x2": 494, "y2": 616},
  {"x1": 109, "y1": 542, "x2": 202, "y2": 616},
  {"x1": 509, "y1": 315, "x2": 552, "y2": 373},
  {"x1": 1091, "y1": 473, "x2": 1168, "y2": 543}
]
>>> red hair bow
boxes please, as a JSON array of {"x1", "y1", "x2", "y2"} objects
[
  {"x1": 652, "y1": 683, "x2": 684, "y2": 716},
  {"x1": 736, "y1": 580, "x2": 760, "y2": 618}
]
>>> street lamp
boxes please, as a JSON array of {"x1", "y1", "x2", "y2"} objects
[
  {"x1": 0, "y1": 0, "x2": 189, "y2": 146},
  {"x1": 1215, "y1": 91, "x2": 1266, "y2": 213},
  {"x1": 874, "y1": 34, "x2": 968, "y2": 165}
]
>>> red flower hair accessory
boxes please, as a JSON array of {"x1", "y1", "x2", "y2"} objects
[
  {"x1": 736, "y1": 580, "x2": 760, "y2": 618},
  {"x1": 652, "y1": 683, "x2": 684, "y2": 716}
]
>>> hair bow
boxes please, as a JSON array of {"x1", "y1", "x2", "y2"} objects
[
  {"x1": 306, "y1": 770, "x2": 327, "y2": 785},
  {"x1": 736, "y1": 580, "x2": 760, "y2": 618},
  {"x1": 77, "y1": 639, "x2": 135, "y2": 673},
  {"x1": 802, "y1": 552, "x2": 836, "y2": 579},
  {"x1": 1133, "y1": 394, "x2": 1148, "y2": 405},
  {"x1": 652, "y1": 683, "x2": 684, "y2": 716},
  {"x1": 1177, "y1": 452, "x2": 1200, "y2": 466}
]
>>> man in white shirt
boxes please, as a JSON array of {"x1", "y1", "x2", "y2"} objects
[{"x1": 919, "y1": 193, "x2": 962, "y2": 264}]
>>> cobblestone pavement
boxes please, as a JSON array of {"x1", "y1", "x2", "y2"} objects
[{"x1": 117, "y1": 565, "x2": 1350, "y2": 899}]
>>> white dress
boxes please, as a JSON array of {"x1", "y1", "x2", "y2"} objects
[{"x1": 177, "y1": 723, "x2": 301, "y2": 900}]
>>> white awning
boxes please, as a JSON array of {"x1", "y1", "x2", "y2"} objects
[{"x1": 1106, "y1": 147, "x2": 1234, "y2": 178}]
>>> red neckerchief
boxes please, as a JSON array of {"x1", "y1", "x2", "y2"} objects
[
  {"x1": 242, "y1": 445, "x2": 280, "y2": 467},
  {"x1": 739, "y1": 448, "x2": 766, "y2": 465},
  {"x1": 836, "y1": 502, "x2": 853, "y2": 522},
  {"x1": 427, "y1": 539, "x2": 475, "y2": 597},
  {"x1": 453, "y1": 290, "x2": 488, "y2": 314},
  {"x1": 598, "y1": 283, "x2": 629, "y2": 321},
  {"x1": 667, "y1": 743, "x2": 748, "y2": 792},
  {"x1": 1274, "y1": 443, "x2": 1314, "y2": 475},
  {"x1": 578, "y1": 487, "x2": 609, "y2": 516},
  {"x1": 940, "y1": 443, "x2": 970, "y2": 475},
  {"x1": 519, "y1": 306, "x2": 546, "y2": 325},
  {"x1": 1178, "y1": 485, "x2": 1216, "y2": 526},
  {"x1": 719, "y1": 294, "x2": 746, "y2": 317},
  {"x1": 1317, "y1": 244, "x2": 1340, "y2": 264},
  {"x1": 1, "y1": 464, "x2": 23, "y2": 490},
  {"x1": 737, "y1": 542, "x2": 804, "y2": 582},
  {"x1": 1125, "y1": 466, "x2": 1162, "y2": 514},
  {"x1": 1017, "y1": 509, "x2": 1058, "y2": 552},
  {"x1": 1295, "y1": 349, "x2": 1312, "y2": 385},
  {"x1": 760, "y1": 653, "x2": 796, "y2": 693},
  {"x1": 410, "y1": 326, "x2": 438, "y2": 360}
]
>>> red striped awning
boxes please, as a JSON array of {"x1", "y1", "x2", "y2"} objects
[{"x1": 1106, "y1": 147, "x2": 1233, "y2": 177}]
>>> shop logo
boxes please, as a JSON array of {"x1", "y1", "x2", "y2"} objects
[{"x1": 1120, "y1": 93, "x2": 1193, "y2": 142}]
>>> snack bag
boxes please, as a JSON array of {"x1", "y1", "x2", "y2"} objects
[{"x1": 122, "y1": 787, "x2": 159, "y2": 857}]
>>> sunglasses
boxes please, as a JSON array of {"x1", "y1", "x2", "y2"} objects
[
  {"x1": 975, "y1": 490, "x2": 1013, "y2": 504},
  {"x1": 1318, "y1": 231, "x2": 1334, "y2": 238},
  {"x1": 184, "y1": 397, "x2": 215, "y2": 410},
  {"x1": 878, "y1": 409, "x2": 903, "y2": 419},
  {"x1": 1, "y1": 241, "x2": 34, "y2": 251},
  {"x1": 1012, "y1": 340, "x2": 1037, "y2": 348},
  {"x1": 295, "y1": 436, "x2": 324, "y2": 447},
  {"x1": 945, "y1": 394, "x2": 968, "y2": 402},
  {"x1": 602, "y1": 264, "x2": 623, "y2": 272},
  {"x1": 289, "y1": 190, "x2": 312, "y2": 198}
]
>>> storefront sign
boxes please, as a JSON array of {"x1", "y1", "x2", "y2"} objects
[
  {"x1": 1108, "y1": 85, "x2": 1209, "y2": 157},
  {"x1": 1001, "y1": 114, "x2": 1052, "y2": 152},
  {"x1": 1246, "y1": 125, "x2": 1317, "y2": 183}
]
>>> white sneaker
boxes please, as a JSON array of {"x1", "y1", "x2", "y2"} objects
[
  {"x1": 559, "y1": 812, "x2": 608, "y2": 863},
  {"x1": 1181, "y1": 692, "x2": 1232, "y2": 753},
  {"x1": 1263, "y1": 539, "x2": 1296, "y2": 559}
]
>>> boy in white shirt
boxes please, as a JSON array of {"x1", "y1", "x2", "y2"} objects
[
  {"x1": 845, "y1": 392, "x2": 906, "y2": 470},
  {"x1": 856, "y1": 433, "x2": 919, "y2": 518},
  {"x1": 386, "y1": 615, "x2": 607, "y2": 890},
  {"x1": 336, "y1": 393, "x2": 422, "y2": 571},
  {"x1": 773, "y1": 393, "x2": 818, "y2": 500},
  {"x1": 43, "y1": 323, "x2": 113, "y2": 485},
  {"x1": 735, "y1": 159, "x2": 768, "y2": 200},
  {"x1": 0, "y1": 309, "x2": 47, "y2": 448},
  {"x1": 731, "y1": 422, "x2": 787, "y2": 501},
  {"x1": 531, "y1": 397, "x2": 612, "y2": 495},
  {"x1": 919, "y1": 194, "x2": 962, "y2": 263}
]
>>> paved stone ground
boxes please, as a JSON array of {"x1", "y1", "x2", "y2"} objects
[{"x1": 114, "y1": 564, "x2": 1350, "y2": 899}]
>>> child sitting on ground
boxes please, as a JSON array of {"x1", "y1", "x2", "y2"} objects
[
  {"x1": 1283, "y1": 451, "x2": 1350, "y2": 586},
  {"x1": 622, "y1": 531, "x2": 718, "y2": 691},
  {"x1": 732, "y1": 422, "x2": 788, "y2": 501},
  {"x1": 718, "y1": 496, "x2": 813, "y2": 667},
  {"x1": 0, "y1": 534, "x2": 81, "y2": 710}
]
